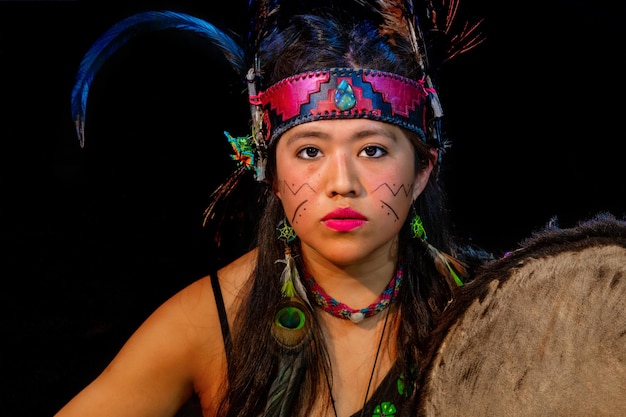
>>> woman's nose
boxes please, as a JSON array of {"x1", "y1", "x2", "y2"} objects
[{"x1": 324, "y1": 152, "x2": 362, "y2": 197}]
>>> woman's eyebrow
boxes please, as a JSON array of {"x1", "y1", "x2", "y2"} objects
[
  {"x1": 353, "y1": 128, "x2": 399, "y2": 141},
  {"x1": 284, "y1": 130, "x2": 330, "y2": 145},
  {"x1": 285, "y1": 126, "x2": 399, "y2": 144}
]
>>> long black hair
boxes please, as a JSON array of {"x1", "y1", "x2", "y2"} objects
[{"x1": 216, "y1": 8, "x2": 467, "y2": 416}]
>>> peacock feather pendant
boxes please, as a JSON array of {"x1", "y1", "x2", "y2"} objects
[
  {"x1": 272, "y1": 296, "x2": 312, "y2": 350},
  {"x1": 272, "y1": 245, "x2": 313, "y2": 351}
]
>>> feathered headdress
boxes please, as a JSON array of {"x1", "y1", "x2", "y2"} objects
[
  {"x1": 70, "y1": 0, "x2": 483, "y2": 156},
  {"x1": 69, "y1": 3, "x2": 482, "y2": 414},
  {"x1": 70, "y1": 1, "x2": 483, "y2": 216}
]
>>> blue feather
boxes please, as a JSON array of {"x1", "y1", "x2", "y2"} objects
[{"x1": 71, "y1": 10, "x2": 245, "y2": 147}]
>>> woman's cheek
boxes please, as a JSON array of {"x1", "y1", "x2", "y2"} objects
[
  {"x1": 276, "y1": 177, "x2": 318, "y2": 226},
  {"x1": 370, "y1": 176, "x2": 415, "y2": 220}
]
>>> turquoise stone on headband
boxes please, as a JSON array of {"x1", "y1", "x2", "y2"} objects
[{"x1": 334, "y1": 79, "x2": 357, "y2": 111}]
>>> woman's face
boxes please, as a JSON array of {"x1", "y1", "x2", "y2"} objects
[{"x1": 274, "y1": 119, "x2": 433, "y2": 267}]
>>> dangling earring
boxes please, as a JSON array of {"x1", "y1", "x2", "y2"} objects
[
  {"x1": 410, "y1": 210, "x2": 427, "y2": 240},
  {"x1": 410, "y1": 207, "x2": 468, "y2": 289},
  {"x1": 275, "y1": 218, "x2": 297, "y2": 243},
  {"x1": 272, "y1": 219, "x2": 311, "y2": 349},
  {"x1": 264, "y1": 218, "x2": 313, "y2": 417}
]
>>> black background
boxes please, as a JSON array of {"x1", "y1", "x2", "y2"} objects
[{"x1": 1, "y1": 1, "x2": 624, "y2": 415}]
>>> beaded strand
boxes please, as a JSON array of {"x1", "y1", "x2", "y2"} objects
[{"x1": 307, "y1": 267, "x2": 403, "y2": 323}]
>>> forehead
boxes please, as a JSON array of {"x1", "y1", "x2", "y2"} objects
[{"x1": 278, "y1": 119, "x2": 410, "y2": 144}]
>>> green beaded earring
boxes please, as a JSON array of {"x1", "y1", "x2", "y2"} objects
[
  {"x1": 410, "y1": 208, "x2": 467, "y2": 288},
  {"x1": 410, "y1": 212, "x2": 427, "y2": 240},
  {"x1": 275, "y1": 218, "x2": 297, "y2": 243}
]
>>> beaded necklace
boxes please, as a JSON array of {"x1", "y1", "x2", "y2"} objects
[{"x1": 307, "y1": 267, "x2": 403, "y2": 324}]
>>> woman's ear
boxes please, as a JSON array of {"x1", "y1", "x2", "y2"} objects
[
  {"x1": 411, "y1": 148, "x2": 438, "y2": 200},
  {"x1": 273, "y1": 180, "x2": 283, "y2": 200}
]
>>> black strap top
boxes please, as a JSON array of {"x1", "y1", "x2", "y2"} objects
[{"x1": 210, "y1": 271, "x2": 232, "y2": 359}]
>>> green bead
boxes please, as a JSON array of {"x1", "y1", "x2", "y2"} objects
[{"x1": 372, "y1": 401, "x2": 396, "y2": 417}]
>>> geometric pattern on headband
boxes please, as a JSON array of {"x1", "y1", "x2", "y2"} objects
[{"x1": 253, "y1": 68, "x2": 430, "y2": 143}]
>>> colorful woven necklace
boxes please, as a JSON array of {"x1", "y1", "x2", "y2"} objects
[{"x1": 306, "y1": 266, "x2": 403, "y2": 323}]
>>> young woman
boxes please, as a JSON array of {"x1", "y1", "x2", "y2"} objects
[{"x1": 56, "y1": 1, "x2": 489, "y2": 416}]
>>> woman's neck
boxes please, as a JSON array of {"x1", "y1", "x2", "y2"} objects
[
  {"x1": 300, "y1": 246, "x2": 399, "y2": 309},
  {"x1": 315, "y1": 307, "x2": 398, "y2": 417}
]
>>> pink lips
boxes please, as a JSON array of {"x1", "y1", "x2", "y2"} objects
[{"x1": 321, "y1": 208, "x2": 367, "y2": 232}]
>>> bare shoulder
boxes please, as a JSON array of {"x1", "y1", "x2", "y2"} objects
[
  {"x1": 213, "y1": 248, "x2": 258, "y2": 312},
  {"x1": 166, "y1": 248, "x2": 257, "y2": 343},
  {"x1": 166, "y1": 247, "x2": 257, "y2": 326},
  {"x1": 54, "y1": 249, "x2": 258, "y2": 417},
  {"x1": 156, "y1": 248, "x2": 258, "y2": 382}
]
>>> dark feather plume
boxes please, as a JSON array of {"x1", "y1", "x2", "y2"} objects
[
  {"x1": 424, "y1": 0, "x2": 485, "y2": 65},
  {"x1": 247, "y1": 0, "x2": 282, "y2": 58},
  {"x1": 71, "y1": 11, "x2": 245, "y2": 147},
  {"x1": 261, "y1": 350, "x2": 309, "y2": 417},
  {"x1": 353, "y1": 0, "x2": 484, "y2": 72}
]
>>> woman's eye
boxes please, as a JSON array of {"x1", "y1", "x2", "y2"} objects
[
  {"x1": 359, "y1": 146, "x2": 386, "y2": 158},
  {"x1": 297, "y1": 146, "x2": 321, "y2": 159}
]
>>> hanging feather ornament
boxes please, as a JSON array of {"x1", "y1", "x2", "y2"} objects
[
  {"x1": 272, "y1": 219, "x2": 312, "y2": 348},
  {"x1": 261, "y1": 345, "x2": 309, "y2": 417},
  {"x1": 261, "y1": 256, "x2": 312, "y2": 417},
  {"x1": 200, "y1": 131, "x2": 271, "y2": 249},
  {"x1": 244, "y1": 0, "x2": 284, "y2": 182},
  {"x1": 259, "y1": 220, "x2": 314, "y2": 417},
  {"x1": 245, "y1": 5, "x2": 319, "y2": 415},
  {"x1": 425, "y1": 242, "x2": 468, "y2": 289},
  {"x1": 411, "y1": 214, "x2": 468, "y2": 290}
]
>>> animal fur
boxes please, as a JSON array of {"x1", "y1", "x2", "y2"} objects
[{"x1": 419, "y1": 212, "x2": 626, "y2": 416}]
